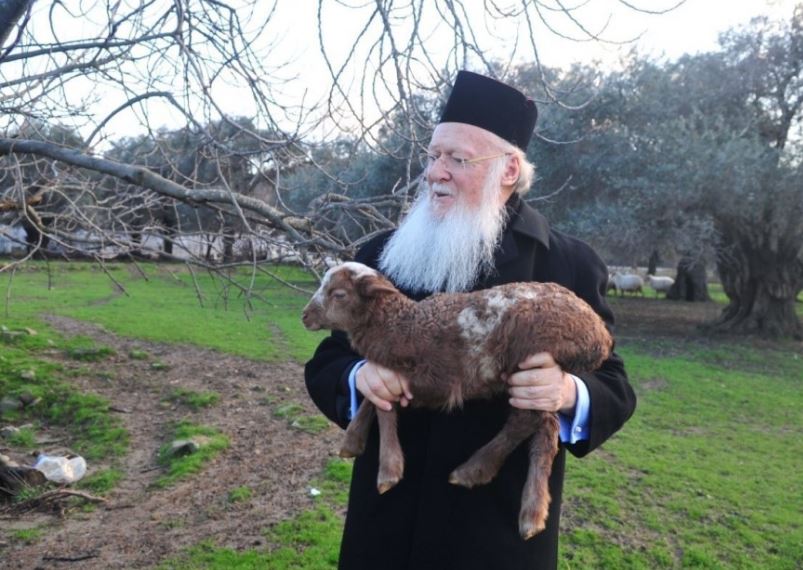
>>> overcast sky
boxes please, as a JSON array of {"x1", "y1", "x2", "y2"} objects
[
  {"x1": 270, "y1": 0, "x2": 801, "y2": 138},
  {"x1": 14, "y1": 0, "x2": 801, "y2": 141}
]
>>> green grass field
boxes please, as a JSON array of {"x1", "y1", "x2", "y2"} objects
[
  {"x1": 1, "y1": 261, "x2": 326, "y2": 362},
  {"x1": 2, "y1": 262, "x2": 801, "y2": 569}
]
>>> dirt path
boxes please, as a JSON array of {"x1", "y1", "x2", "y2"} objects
[{"x1": 2, "y1": 317, "x2": 342, "y2": 569}]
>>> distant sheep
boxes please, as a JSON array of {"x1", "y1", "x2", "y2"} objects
[
  {"x1": 646, "y1": 275, "x2": 674, "y2": 297},
  {"x1": 302, "y1": 262, "x2": 613, "y2": 539},
  {"x1": 610, "y1": 272, "x2": 644, "y2": 296}
]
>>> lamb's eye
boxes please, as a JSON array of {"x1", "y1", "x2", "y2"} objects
[{"x1": 330, "y1": 289, "x2": 347, "y2": 300}]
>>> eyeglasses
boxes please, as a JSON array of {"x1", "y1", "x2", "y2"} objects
[{"x1": 418, "y1": 150, "x2": 510, "y2": 171}]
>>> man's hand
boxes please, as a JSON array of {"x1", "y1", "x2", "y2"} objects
[
  {"x1": 506, "y1": 352, "x2": 577, "y2": 415},
  {"x1": 356, "y1": 361, "x2": 413, "y2": 412}
]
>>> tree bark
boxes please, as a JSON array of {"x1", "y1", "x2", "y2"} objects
[
  {"x1": 709, "y1": 239, "x2": 803, "y2": 339},
  {"x1": 666, "y1": 256, "x2": 710, "y2": 302},
  {"x1": 222, "y1": 233, "x2": 234, "y2": 263},
  {"x1": 647, "y1": 249, "x2": 660, "y2": 276}
]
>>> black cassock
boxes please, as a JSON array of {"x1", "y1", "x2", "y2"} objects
[{"x1": 305, "y1": 194, "x2": 637, "y2": 570}]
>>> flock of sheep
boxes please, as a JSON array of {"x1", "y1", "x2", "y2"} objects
[{"x1": 607, "y1": 271, "x2": 675, "y2": 297}]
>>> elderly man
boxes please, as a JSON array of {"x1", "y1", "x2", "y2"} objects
[{"x1": 305, "y1": 70, "x2": 636, "y2": 570}]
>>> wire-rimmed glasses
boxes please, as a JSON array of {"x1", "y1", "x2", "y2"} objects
[{"x1": 418, "y1": 151, "x2": 510, "y2": 171}]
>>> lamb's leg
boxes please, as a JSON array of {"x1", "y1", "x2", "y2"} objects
[
  {"x1": 376, "y1": 406, "x2": 404, "y2": 494},
  {"x1": 449, "y1": 408, "x2": 540, "y2": 488},
  {"x1": 340, "y1": 401, "x2": 376, "y2": 458},
  {"x1": 519, "y1": 411, "x2": 559, "y2": 540}
]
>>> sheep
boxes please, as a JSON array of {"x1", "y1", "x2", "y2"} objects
[
  {"x1": 606, "y1": 274, "x2": 618, "y2": 294},
  {"x1": 645, "y1": 274, "x2": 674, "y2": 297},
  {"x1": 610, "y1": 272, "x2": 644, "y2": 296},
  {"x1": 302, "y1": 262, "x2": 613, "y2": 539}
]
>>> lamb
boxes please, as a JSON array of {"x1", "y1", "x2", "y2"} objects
[
  {"x1": 301, "y1": 262, "x2": 613, "y2": 539},
  {"x1": 645, "y1": 274, "x2": 674, "y2": 297},
  {"x1": 610, "y1": 272, "x2": 644, "y2": 296}
]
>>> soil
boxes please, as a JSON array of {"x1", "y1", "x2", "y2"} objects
[
  {"x1": 1, "y1": 295, "x2": 799, "y2": 568},
  {"x1": 1, "y1": 316, "x2": 343, "y2": 569}
]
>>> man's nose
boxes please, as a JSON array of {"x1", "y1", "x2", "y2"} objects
[{"x1": 426, "y1": 157, "x2": 452, "y2": 184}]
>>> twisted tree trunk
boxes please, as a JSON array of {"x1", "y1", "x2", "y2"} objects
[
  {"x1": 666, "y1": 256, "x2": 710, "y2": 302},
  {"x1": 709, "y1": 229, "x2": 803, "y2": 339}
]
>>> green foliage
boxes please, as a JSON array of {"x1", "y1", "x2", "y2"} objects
[
  {"x1": 159, "y1": 539, "x2": 282, "y2": 570},
  {"x1": 65, "y1": 345, "x2": 115, "y2": 361},
  {"x1": 7, "y1": 426, "x2": 37, "y2": 449},
  {"x1": 559, "y1": 343, "x2": 803, "y2": 569},
  {"x1": 0, "y1": 327, "x2": 128, "y2": 460},
  {"x1": 10, "y1": 528, "x2": 43, "y2": 544},
  {"x1": 155, "y1": 422, "x2": 229, "y2": 488},
  {"x1": 263, "y1": 507, "x2": 343, "y2": 569},
  {"x1": 13, "y1": 484, "x2": 50, "y2": 504},
  {"x1": 270, "y1": 400, "x2": 330, "y2": 434},
  {"x1": 161, "y1": 458, "x2": 352, "y2": 569},
  {"x1": 166, "y1": 388, "x2": 221, "y2": 410},
  {"x1": 78, "y1": 468, "x2": 124, "y2": 495},
  {"x1": 2, "y1": 262, "x2": 325, "y2": 362},
  {"x1": 128, "y1": 349, "x2": 150, "y2": 360},
  {"x1": 290, "y1": 415, "x2": 331, "y2": 434},
  {"x1": 227, "y1": 486, "x2": 253, "y2": 504},
  {"x1": 273, "y1": 402, "x2": 304, "y2": 419}
]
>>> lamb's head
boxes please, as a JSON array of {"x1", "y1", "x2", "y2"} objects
[{"x1": 302, "y1": 262, "x2": 399, "y2": 332}]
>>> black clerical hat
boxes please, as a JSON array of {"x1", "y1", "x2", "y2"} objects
[{"x1": 439, "y1": 71, "x2": 537, "y2": 151}]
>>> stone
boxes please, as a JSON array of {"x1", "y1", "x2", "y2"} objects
[
  {"x1": 18, "y1": 393, "x2": 39, "y2": 407},
  {"x1": 168, "y1": 439, "x2": 200, "y2": 457},
  {"x1": 0, "y1": 426, "x2": 20, "y2": 439},
  {"x1": 0, "y1": 396, "x2": 22, "y2": 415},
  {"x1": 0, "y1": 453, "x2": 18, "y2": 467},
  {"x1": 0, "y1": 465, "x2": 48, "y2": 496}
]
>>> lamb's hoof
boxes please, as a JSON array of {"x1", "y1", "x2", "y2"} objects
[
  {"x1": 448, "y1": 463, "x2": 495, "y2": 489},
  {"x1": 339, "y1": 440, "x2": 365, "y2": 458},
  {"x1": 376, "y1": 459, "x2": 404, "y2": 494},
  {"x1": 377, "y1": 475, "x2": 401, "y2": 494},
  {"x1": 339, "y1": 447, "x2": 357, "y2": 459},
  {"x1": 519, "y1": 512, "x2": 547, "y2": 540}
]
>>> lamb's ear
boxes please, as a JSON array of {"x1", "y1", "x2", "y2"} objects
[{"x1": 356, "y1": 274, "x2": 397, "y2": 297}]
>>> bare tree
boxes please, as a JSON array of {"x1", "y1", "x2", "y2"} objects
[{"x1": 0, "y1": 0, "x2": 683, "y2": 288}]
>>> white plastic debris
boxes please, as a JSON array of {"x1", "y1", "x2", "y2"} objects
[
  {"x1": 309, "y1": 487, "x2": 321, "y2": 497},
  {"x1": 33, "y1": 454, "x2": 87, "y2": 484}
]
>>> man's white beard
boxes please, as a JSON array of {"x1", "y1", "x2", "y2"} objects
[{"x1": 379, "y1": 161, "x2": 509, "y2": 294}]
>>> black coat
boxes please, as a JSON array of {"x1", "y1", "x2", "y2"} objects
[{"x1": 304, "y1": 195, "x2": 637, "y2": 570}]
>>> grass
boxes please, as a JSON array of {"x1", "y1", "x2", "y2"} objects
[
  {"x1": 227, "y1": 486, "x2": 253, "y2": 504},
  {"x1": 160, "y1": 458, "x2": 352, "y2": 569},
  {"x1": 1, "y1": 261, "x2": 327, "y2": 362},
  {"x1": 7, "y1": 426, "x2": 37, "y2": 449},
  {"x1": 273, "y1": 400, "x2": 331, "y2": 434},
  {"x1": 78, "y1": 468, "x2": 124, "y2": 495},
  {"x1": 3, "y1": 261, "x2": 801, "y2": 568},
  {"x1": 163, "y1": 338, "x2": 802, "y2": 569},
  {"x1": 65, "y1": 345, "x2": 116, "y2": 361},
  {"x1": 0, "y1": 328, "x2": 128, "y2": 461},
  {"x1": 10, "y1": 528, "x2": 43, "y2": 544},
  {"x1": 155, "y1": 421, "x2": 230, "y2": 488},
  {"x1": 166, "y1": 388, "x2": 221, "y2": 410},
  {"x1": 559, "y1": 343, "x2": 803, "y2": 570}
]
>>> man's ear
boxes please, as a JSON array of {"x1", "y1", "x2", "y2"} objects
[
  {"x1": 356, "y1": 275, "x2": 398, "y2": 297},
  {"x1": 501, "y1": 154, "x2": 521, "y2": 188}
]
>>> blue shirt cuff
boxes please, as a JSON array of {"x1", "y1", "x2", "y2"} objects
[
  {"x1": 559, "y1": 374, "x2": 591, "y2": 444},
  {"x1": 347, "y1": 360, "x2": 367, "y2": 420}
]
